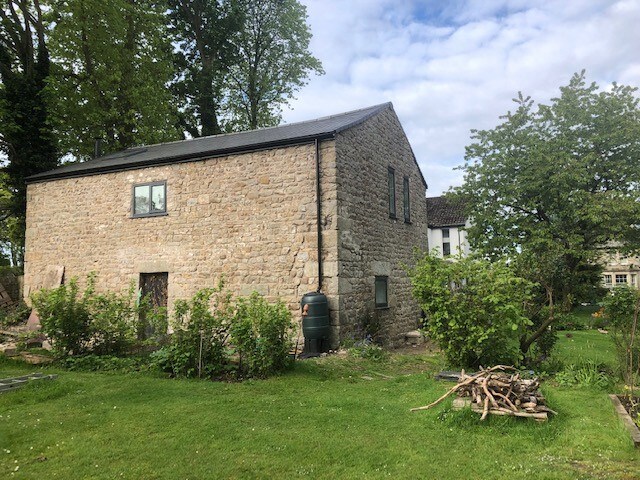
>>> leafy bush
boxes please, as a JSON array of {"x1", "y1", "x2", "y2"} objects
[
  {"x1": 555, "y1": 361, "x2": 613, "y2": 390},
  {"x1": 410, "y1": 254, "x2": 534, "y2": 368},
  {"x1": 31, "y1": 275, "x2": 163, "y2": 357},
  {"x1": 31, "y1": 278, "x2": 93, "y2": 356},
  {"x1": 230, "y1": 292, "x2": 293, "y2": 377},
  {"x1": 602, "y1": 286, "x2": 640, "y2": 387},
  {"x1": 156, "y1": 286, "x2": 233, "y2": 378}
]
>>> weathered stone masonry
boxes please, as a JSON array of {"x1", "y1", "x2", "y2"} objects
[{"x1": 24, "y1": 103, "x2": 427, "y2": 345}]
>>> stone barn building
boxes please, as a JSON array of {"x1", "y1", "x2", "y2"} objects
[{"x1": 24, "y1": 102, "x2": 428, "y2": 346}]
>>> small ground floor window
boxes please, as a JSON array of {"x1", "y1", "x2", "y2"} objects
[{"x1": 375, "y1": 276, "x2": 388, "y2": 308}]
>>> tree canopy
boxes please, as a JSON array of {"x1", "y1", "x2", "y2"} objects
[
  {"x1": 0, "y1": 0, "x2": 58, "y2": 264},
  {"x1": 48, "y1": 0, "x2": 180, "y2": 159},
  {"x1": 455, "y1": 71, "x2": 640, "y2": 351}
]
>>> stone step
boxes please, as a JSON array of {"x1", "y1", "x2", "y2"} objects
[{"x1": 0, "y1": 373, "x2": 57, "y2": 393}]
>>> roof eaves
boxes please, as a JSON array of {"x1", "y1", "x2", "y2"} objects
[{"x1": 26, "y1": 133, "x2": 335, "y2": 183}]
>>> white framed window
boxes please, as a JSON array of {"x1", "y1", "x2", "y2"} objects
[
  {"x1": 604, "y1": 274, "x2": 612, "y2": 286},
  {"x1": 615, "y1": 274, "x2": 628, "y2": 284}
]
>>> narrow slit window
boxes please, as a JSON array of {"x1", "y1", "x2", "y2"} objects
[
  {"x1": 403, "y1": 176, "x2": 410, "y2": 223},
  {"x1": 388, "y1": 167, "x2": 396, "y2": 218}
]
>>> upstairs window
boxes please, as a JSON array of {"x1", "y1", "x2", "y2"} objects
[
  {"x1": 615, "y1": 274, "x2": 628, "y2": 284},
  {"x1": 403, "y1": 176, "x2": 410, "y2": 223},
  {"x1": 375, "y1": 276, "x2": 388, "y2": 308},
  {"x1": 133, "y1": 181, "x2": 166, "y2": 217},
  {"x1": 388, "y1": 167, "x2": 396, "y2": 219},
  {"x1": 604, "y1": 274, "x2": 612, "y2": 286},
  {"x1": 442, "y1": 228, "x2": 451, "y2": 256}
]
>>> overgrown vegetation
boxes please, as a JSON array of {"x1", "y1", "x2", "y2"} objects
[
  {"x1": 30, "y1": 276, "x2": 293, "y2": 380},
  {"x1": 410, "y1": 254, "x2": 534, "y2": 368},
  {"x1": 30, "y1": 276, "x2": 164, "y2": 358},
  {"x1": 603, "y1": 286, "x2": 640, "y2": 396}
]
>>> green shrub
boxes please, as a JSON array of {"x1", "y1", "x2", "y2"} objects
[
  {"x1": 57, "y1": 354, "x2": 151, "y2": 373},
  {"x1": 603, "y1": 286, "x2": 640, "y2": 386},
  {"x1": 555, "y1": 361, "x2": 613, "y2": 390},
  {"x1": 347, "y1": 340, "x2": 389, "y2": 361},
  {"x1": 230, "y1": 292, "x2": 293, "y2": 377},
  {"x1": 31, "y1": 278, "x2": 92, "y2": 356},
  {"x1": 31, "y1": 274, "x2": 164, "y2": 358},
  {"x1": 410, "y1": 254, "x2": 534, "y2": 368},
  {"x1": 157, "y1": 286, "x2": 233, "y2": 378}
]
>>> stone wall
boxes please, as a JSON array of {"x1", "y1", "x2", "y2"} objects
[
  {"x1": 332, "y1": 107, "x2": 428, "y2": 344},
  {"x1": 24, "y1": 143, "x2": 338, "y2": 320}
]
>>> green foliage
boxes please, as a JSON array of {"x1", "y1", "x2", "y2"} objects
[
  {"x1": 347, "y1": 340, "x2": 389, "y2": 361},
  {"x1": 555, "y1": 361, "x2": 613, "y2": 390},
  {"x1": 48, "y1": 0, "x2": 180, "y2": 159},
  {"x1": 168, "y1": 0, "x2": 323, "y2": 135},
  {"x1": 224, "y1": 0, "x2": 324, "y2": 130},
  {"x1": 410, "y1": 254, "x2": 534, "y2": 368},
  {"x1": 31, "y1": 278, "x2": 92, "y2": 356},
  {"x1": 0, "y1": 300, "x2": 30, "y2": 327},
  {"x1": 57, "y1": 354, "x2": 152, "y2": 373},
  {"x1": 602, "y1": 286, "x2": 640, "y2": 387},
  {"x1": 31, "y1": 275, "x2": 161, "y2": 357},
  {"x1": 154, "y1": 288, "x2": 293, "y2": 379},
  {"x1": 455, "y1": 71, "x2": 640, "y2": 353},
  {"x1": 156, "y1": 286, "x2": 233, "y2": 378},
  {"x1": 230, "y1": 292, "x2": 293, "y2": 377},
  {"x1": 0, "y1": 2, "x2": 58, "y2": 264}
]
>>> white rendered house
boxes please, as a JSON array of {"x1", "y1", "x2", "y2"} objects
[{"x1": 426, "y1": 196, "x2": 470, "y2": 258}]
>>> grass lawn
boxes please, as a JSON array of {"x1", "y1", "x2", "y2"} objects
[
  {"x1": 1, "y1": 345, "x2": 638, "y2": 479},
  {"x1": 555, "y1": 330, "x2": 618, "y2": 368}
]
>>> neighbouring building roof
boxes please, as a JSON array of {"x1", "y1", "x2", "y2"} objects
[
  {"x1": 426, "y1": 196, "x2": 468, "y2": 228},
  {"x1": 28, "y1": 103, "x2": 401, "y2": 183}
]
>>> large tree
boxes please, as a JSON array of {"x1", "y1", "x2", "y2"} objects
[
  {"x1": 224, "y1": 0, "x2": 324, "y2": 130},
  {"x1": 48, "y1": 0, "x2": 180, "y2": 159},
  {"x1": 168, "y1": 0, "x2": 242, "y2": 137},
  {"x1": 455, "y1": 71, "x2": 640, "y2": 353},
  {"x1": 0, "y1": 0, "x2": 58, "y2": 265},
  {"x1": 169, "y1": 0, "x2": 323, "y2": 135}
]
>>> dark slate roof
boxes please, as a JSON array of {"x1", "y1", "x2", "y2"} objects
[
  {"x1": 426, "y1": 196, "x2": 468, "y2": 228},
  {"x1": 29, "y1": 102, "x2": 393, "y2": 182}
]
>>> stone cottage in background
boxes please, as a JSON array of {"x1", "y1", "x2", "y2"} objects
[
  {"x1": 426, "y1": 196, "x2": 470, "y2": 258},
  {"x1": 24, "y1": 103, "x2": 428, "y2": 346}
]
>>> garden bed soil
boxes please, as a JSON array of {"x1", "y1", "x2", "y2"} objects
[{"x1": 609, "y1": 394, "x2": 640, "y2": 447}]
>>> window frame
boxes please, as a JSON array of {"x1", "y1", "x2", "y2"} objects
[
  {"x1": 375, "y1": 276, "x2": 389, "y2": 309},
  {"x1": 388, "y1": 167, "x2": 396, "y2": 219},
  {"x1": 131, "y1": 181, "x2": 167, "y2": 218},
  {"x1": 604, "y1": 274, "x2": 612, "y2": 286},
  {"x1": 403, "y1": 175, "x2": 410, "y2": 223},
  {"x1": 615, "y1": 274, "x2": 628, "y2": 285}
]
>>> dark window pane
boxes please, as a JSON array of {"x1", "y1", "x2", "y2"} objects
[
  {"x1": 388, "y1": 168, "x2": 396, "y2": 218},
  {"x1": 443, "y1": 242, "x2": 451, "y2": 256},
  {"x1": 375, "y1": 276, "x2": 388, "y2": 308},
  {"x1": 442, "y1": 228, "x2": 450, "y2": 239},
  {"x1": 403, "y1": 176, "x2": 410, "y2": 222}
]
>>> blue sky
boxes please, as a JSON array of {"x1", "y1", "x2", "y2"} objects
[{"x1": 280, "y1": 0, "x2": 640, "y2": 196}]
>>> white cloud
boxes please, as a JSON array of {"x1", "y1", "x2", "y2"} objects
[{"x1": 283, "y1": 0, "x2": 640, "y2": 195}]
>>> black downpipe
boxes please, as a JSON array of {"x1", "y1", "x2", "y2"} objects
[{"x1": 315, "y1": 138, "x2": 323, "y2": 292}]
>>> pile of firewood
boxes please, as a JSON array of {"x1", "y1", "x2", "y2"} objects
[{"x1": 411, "y1": 365, "x2": 556, "y2": 421}]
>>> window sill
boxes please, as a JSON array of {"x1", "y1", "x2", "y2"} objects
[
  {"x1": 131, "y1": 212, "x2": 168, "y2": 219},
  {"x1": 389, "y1": 215, "x2": 397, "y2": 220},
  {"x1": 375, "y1": 305, "x2": 390, "y2": 310},
  {"x1": 404, "y1": 220, "x2": 412, "y2": 225}
]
